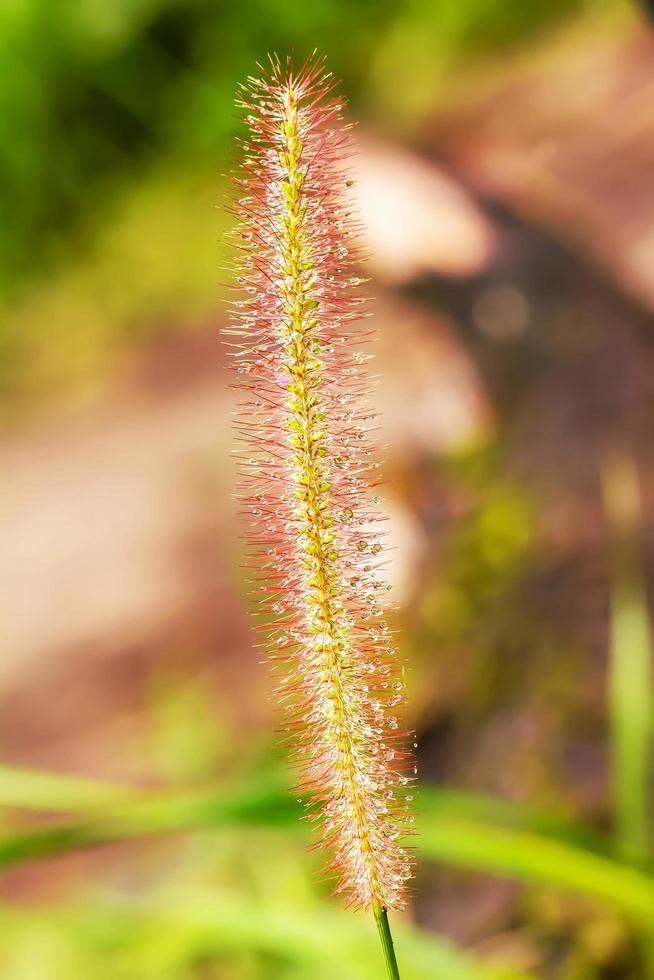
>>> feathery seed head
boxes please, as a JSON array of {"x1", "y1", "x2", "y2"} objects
[{"x1": 226, "y1": 53, "x2": 415, "y2": 911}]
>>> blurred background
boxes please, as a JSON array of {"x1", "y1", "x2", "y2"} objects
[{"x1": 3, "y1": 0, "x2": 654, "y2": 977}]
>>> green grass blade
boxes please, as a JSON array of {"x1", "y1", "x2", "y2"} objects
[
  {"x1": 417, "y1": 786, "x2": 607, "y2": 853},
  {"x1": 417, "y1": 814, "x2": 654, "y2": 922},
  {"x1": 0, "y1": 764, "x2": 139, "y2": 812},
  {"x1": 0, "y1": 772, "x2": 297, "y2": 864},
  {"x1": 0, "y1": 779, "x2": 580, "y2": 868},
  {"x1": 601, "y1": 450, "x2": 654, "y2": 863}
]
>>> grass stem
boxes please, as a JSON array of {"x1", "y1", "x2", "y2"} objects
[{"x1": 373, "y1": 901, "x2": 401, "y2": 980}]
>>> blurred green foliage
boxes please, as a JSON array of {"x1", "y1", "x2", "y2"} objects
[
  {"x1": 0, "y1": 686, "x2": 653, "y2": 978},
  {"x1": 0, "y1": 0, "x2": 593, "y2": 413},
  {"x1": 0, "y1": 687, "x2": 548, "y2": 980},
  {"x1": 1, "y1": 0, "x2": 590, "y2": 292}
]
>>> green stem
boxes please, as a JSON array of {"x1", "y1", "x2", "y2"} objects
[{"x1": 373, "y1": 901, "x2": 401, "y2": 980}]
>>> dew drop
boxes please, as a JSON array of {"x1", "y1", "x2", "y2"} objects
[
  {"x1": 341, "y1": 508, "x2": 354, "y2": 523},
  {"x1": 357, "y1": 540, "x2": 369, "y2": 552},
  {"x1": 371, "y1": 543, "x2": 382, "y2": 555}
]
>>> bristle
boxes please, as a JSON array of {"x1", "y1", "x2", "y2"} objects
[{"x1": 226, "y1": 53, "x2": 414, "y2": 911}]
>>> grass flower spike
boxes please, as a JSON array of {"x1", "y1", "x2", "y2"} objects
[{"x1": 227, "y1": 54, "x2": 414, "y2": 925}]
